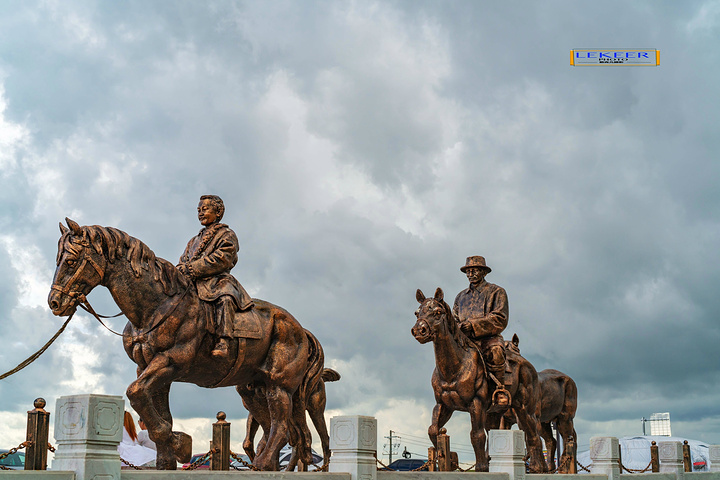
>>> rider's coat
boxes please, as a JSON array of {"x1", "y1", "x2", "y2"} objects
[
  {"x1": 453, "y1": 279, "x2": 508, "y2": 348},
  {"x1": 179, "y1": 224, "x2": 254, "y2": 311}
]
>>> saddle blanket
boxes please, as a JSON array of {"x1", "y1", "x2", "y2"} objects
[{"x1": 232, "y1": 307, "x2": 263, "y2": 339}]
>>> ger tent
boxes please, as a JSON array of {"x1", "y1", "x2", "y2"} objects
[{"x1": 576, "y1": 436, "x2": 710, "y2": 473}]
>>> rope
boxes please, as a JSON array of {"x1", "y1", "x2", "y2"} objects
[{"x1": 0, "y1": 314, "x2": 74, "y2": 380}]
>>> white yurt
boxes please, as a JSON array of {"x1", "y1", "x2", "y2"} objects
[{"x1": 576, "y1": 436, "x2": 711, "y2": 473}]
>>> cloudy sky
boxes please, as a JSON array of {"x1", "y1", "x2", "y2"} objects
[{"x1": 1, "y1": 0, "x2": 719, "y2": 466}]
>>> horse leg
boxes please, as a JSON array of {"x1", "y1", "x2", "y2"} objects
[
  {"x1": 308, "y1": 383, "x2": 331, "y2": 468},
  {"x1": 243, "y1": 414, "x2": 260, "y2": 461},
  {"x1": 253, "y1": 385, "x2": 293, "y2": 471},
  {"x1": 468, "y1": 398, "x2": 489, "y2": 472},
  {"x1": 540, "y1": 421, "x2": 556, "y2": 472},
  {"x1": 428, "y1": 403, "x2": 453, "y2": 449},
  {"x1": 556, "y1": 416, "x2": 576, "y2": 473},
  {"x1": 514, "y1": 406, "x2": 547, "y2": 473},
  {"x1": 126, "y1": 355, "x2": 190, "y2": 469}
]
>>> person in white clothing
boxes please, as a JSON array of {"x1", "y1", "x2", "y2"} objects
[
  {"x1": 136, "y1": 418, "x2": 156, "y2": 451},
  {"x1": 118, "y1": 411, "x2": 156, "y2": 467}
]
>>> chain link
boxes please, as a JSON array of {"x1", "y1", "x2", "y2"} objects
[
  {"x1": 373, "y1": 452, "x2": 431, "y2": 472},
  {"x1": 47, "y1": 443, "x2": 56, "y2": 453},
  {"x1": 230, "y1": 450, "x2": 260, "y2": 471},
  {"x1": 181, "y1": 449, "x2": 216, "y2": 470},
  {"x1": 619, "y1": 459, "x2": 653, "y2": 473},
  {"x1": 0, "y1": 441, "x2": 32, "y2": 461},
  {"x1": 120, "y1": 457, "x2": 143, "y2": 470},
  {"x1": 578, "y1": 460, "x2": 593, "y2": 472}
]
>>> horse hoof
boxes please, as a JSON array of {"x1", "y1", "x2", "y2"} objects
[{"x1": 171, "y1": 431, "x2": 192, "y2": 464}]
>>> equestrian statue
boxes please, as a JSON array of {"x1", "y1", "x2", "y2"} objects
[{"x1": 48, "y1": 195, "x2": 337, "y2": 470}]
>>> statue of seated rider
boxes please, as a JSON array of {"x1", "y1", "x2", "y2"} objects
[
  {"x1": 177, "y1": 195, "x2": 254, "y2": 357},
  {"x1": 453, "y1": 256, "x2": 511, "y2": 409}
]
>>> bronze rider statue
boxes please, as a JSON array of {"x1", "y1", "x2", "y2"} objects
[
  {"x1": 453, "y1": 256, "x2": 511, "y2": 409},
  {"x1": 177, "y1": 195, "x2": 253, "y2": 357}
]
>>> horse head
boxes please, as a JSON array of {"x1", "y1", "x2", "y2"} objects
[
  {"x1": 48, "y1": 218, "x2": 107, "y2": 316},
  {"x1": 412, "y1": 287, "x2": 453, "y2": 344}
]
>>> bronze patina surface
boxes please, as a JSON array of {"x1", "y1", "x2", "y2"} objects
[
  {"x1": 48, "y1": 197, "x2": 334, "y2": 471},
  {"x1": 505, "y1": 334, "x2": 578, "y2": 472},
  {"x1": 411, "y1": 287, "x2": 547, "y2": 472}
]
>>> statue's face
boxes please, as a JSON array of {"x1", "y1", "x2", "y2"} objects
[
  {"x1": 465, "y1": 267, "x2": 485, "y2": 284},
  {"x1": 197, "y1": 199, "x2": 219, "y2": 226}
]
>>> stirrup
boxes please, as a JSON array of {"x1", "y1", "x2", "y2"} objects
[{"x1": 488, "y1": 387, "x2": 511, "y2": 413}]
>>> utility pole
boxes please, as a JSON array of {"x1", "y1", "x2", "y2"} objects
[
  {"x1": 385, "y1": 430, "x2": 399, "y2": 465},
  {"x1": 642, "y1": 417, "x2": 647, "y2": 435}
]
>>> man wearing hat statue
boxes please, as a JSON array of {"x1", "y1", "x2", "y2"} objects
[{"x1": 453, "y1": 256, "x2": 510, "y2": 408}]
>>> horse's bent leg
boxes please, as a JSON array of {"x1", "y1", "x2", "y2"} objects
[
  {"x1": 253, "y1": 385, "x2": 293, "y2": 471},
  {"x1": 428, "y1": 403, "x2": 453, "y2": 448},
  {"x1": 243, "y1": 414, "x2": 259, "y2": 461},
  {"x1": 514, "y1": 406, "x2": 547, "y2": 473},
  {"x1": 308, "y1": 384, "x2": 331, "y2": 467},
  {"x1": 468, "y1": 398, "x2": 488, "y2": 472},
  {"x1": 540, "y1": 421, "x2": 556, "y2": 472}
]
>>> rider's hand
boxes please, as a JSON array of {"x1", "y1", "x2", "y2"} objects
[
  {"x1": 459, "y1": 321, "x2": 473, "y2": 334},
  {"x1": 177, "y1": 263, "x2": 192, "y2": 278}
]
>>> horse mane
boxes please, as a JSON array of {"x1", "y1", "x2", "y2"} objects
[
  {"x1": 63, "y1": 225, "x2": 187, "y2": 296},
  {"x1": 440, "y1": 299, "x2": 474, "y2": 351}
]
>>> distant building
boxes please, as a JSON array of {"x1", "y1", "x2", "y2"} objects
[{"x1": 649, "y1": 412, "x2": 672, "y2": 436}]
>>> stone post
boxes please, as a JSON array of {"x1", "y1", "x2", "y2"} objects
[
  {"x1": 329, "y1": 415, "x2": 377, "y2": 480},
  {"x1": 53, "y1": 394, "x2": 124, "y2": 480},
  {"x1": 708, "y1": 445, "x2": 720, "y2": 472},
  {"x1": 25, "y1": 398, "x2": 51, "y2": 470},
  {"x1": 589, "y1": 436, "x2": 620, "y2": 480},
  {"x1": 659, "y1": 441, "x2": 684, "y2": 477},
  {"x1": 489, "y1": 429, "x2": 526, "y2": 480}
]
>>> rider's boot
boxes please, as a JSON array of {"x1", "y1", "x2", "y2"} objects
[{"x1": 212, "y1": 337, "x2": 230, "y2": 357}]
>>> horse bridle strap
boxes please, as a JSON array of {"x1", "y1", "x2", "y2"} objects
[{"x1": 50, "y1": 251, "x2": 105, "y2": 299}]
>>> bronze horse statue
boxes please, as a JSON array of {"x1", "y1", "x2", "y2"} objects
[
  {"x1": 241, "y1": 360, "x2": 340, "y2": 470},
  {"x1": 48, "y1": 219, "x2": 328, "y2": 470},
  {"x1": 504, "y1": 334, "x2": 577, "y2": 472},
  {"x1": 411, "y1": 288, "x2": 547, "y2": 472}
]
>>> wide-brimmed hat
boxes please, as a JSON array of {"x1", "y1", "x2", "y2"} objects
[{"x1": 460, "y1": 256, "x2": 491, "y2": 274}]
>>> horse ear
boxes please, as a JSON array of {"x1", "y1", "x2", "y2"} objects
[
  {"x1": 416, "y1": 289, "x2": 426, "y2": 303},
  {"x1": 66, "y1": 218, "x2": 82, "y2": 235},
  {"x1": 434, "y1": 287, "x2": 444, "y2": 302},
  {"x1": 59, "y1": 222, "x2": 69, "y2": 235},
  {"x1": 512, "y1": 333, "x2": 519, "y2": 346}
]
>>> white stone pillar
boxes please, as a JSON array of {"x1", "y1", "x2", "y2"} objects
[
  {"x1": 590, "y1": 436, "x2": 620, "y2": 480},
  {"x1": 489, "y1": 429, "x2": 526, "y2": 480},
  {"x1": 659, "y1": 441, "x2": 684, "y2": 477},
  {"x1": 709, "y1": 445, "x2": 720, "y2": 472},
  {"x1": 329, "y1": 415, "x2": 377, "y2": 480},
  {"x1": 52, "y1": 394, "x2": 124, "y2": 480}
]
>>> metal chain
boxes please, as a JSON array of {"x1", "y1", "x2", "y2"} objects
[
  {"x1": 47, "y1": 443, "x2": 56, "y2": 453},
  {"x1": 229, "y1": 450, "x2": 260, "y2": 471},
  {"x1": 120, "y1": 457, "x2": 142, "y2": 470},
  {"x1": 0, "y1": 441, "x2": 32, "y2": 461},
  {"x1": 181, "y1": 449, "x2": 216, "y2": 470},
  {"x1": 578, "y1": 460, "x2": 593, "y2": 472},
  {"x1": 619, "y1": 459, "x2": 653, "y2": 473}
]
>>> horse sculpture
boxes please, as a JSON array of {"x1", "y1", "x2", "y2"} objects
[
  {"x1": 411, "y1": 288, "x2": 547, "y2": 472},
  {"x1": 48, "y1": 219, "x2": 330, "y2": 470},
  {"x1": 504, "y1": 334, "x2": 577, "y2": 472},
  {"x1": 241, "y1": 359, "x2": 340, "y2": 470}
]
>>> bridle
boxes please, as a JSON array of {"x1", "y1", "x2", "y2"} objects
[
  {"x1": 51, "y1": 237, "x2": 191, "y2": 338},
  {"x1": 50, "y1": 241, "x2": 105, "y2": 308}
]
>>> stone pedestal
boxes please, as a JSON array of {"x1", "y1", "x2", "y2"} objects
[
  {"x1": 52, "y1": 394, "x2": 124, "y2": 480},
  {"x1": 329, "y1": 415, "x2": 377, "y2": 480},
  {"x1": 590, "y1": 436, "x2": 620, "y2": 480},
  {"x1": 659, "y1": 441, "x2": 683, "y2": 477},
  {"x1": 709, "y1": 445, "x2": 720, "y2": 472},
  {"x1": 489, "y1": 429, "x2": 526, "y2": 480}
]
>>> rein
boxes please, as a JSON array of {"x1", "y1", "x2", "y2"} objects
[{"x1": 77, "y1": 284, "x2": 192, "y2": 338}]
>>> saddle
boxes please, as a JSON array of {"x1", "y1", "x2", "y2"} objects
[{"x1": 231, "y1": 307, "x2": 264, "y2": 339}]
